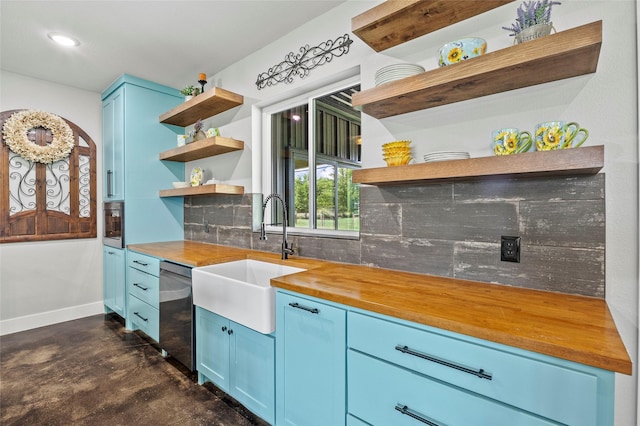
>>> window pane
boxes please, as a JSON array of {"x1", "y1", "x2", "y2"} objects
[
  {"x1": 337, "y1": 167, "x2": 359, "y2": 231},
  {"x1": 271, "y1": 103, "x2": 308, "y2": 227},
  {"x1": 316, "y1": 162, "x2": 336, "y2": 230},
  {"x1": 293, "y1": 156, "x2": 309, "y2": 228}
]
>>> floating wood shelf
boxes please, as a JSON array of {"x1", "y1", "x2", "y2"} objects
[
  {"x1": 159, "y1": 184, "x2": 244, "y2": 198},
  {"x1": 352, "y1": 0, "x2": 514, "y2": 52},
  {"x1": 352, "y1": 21, "x2": 602, "y2": 119},
  {"x1": 159, "y1": 87, "x2": 243, "y2": 127},
  {"x1": 159, "y1": 137, "x2": 244, "y2": 162},
  {"x1": 352, "y1": 145, "x2": 604, "y2": 185}
]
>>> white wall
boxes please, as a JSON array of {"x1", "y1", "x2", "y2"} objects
[
  {"x1": 0, "y1": 70, "x2": 104, "y2": 334},
  {"x1": 194, "y1": 0, "x2": 638, "y2": 423}
]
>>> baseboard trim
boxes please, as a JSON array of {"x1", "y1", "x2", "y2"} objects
[{"x1": 0, "y1": 301, "x2": 105, "y2": 336}]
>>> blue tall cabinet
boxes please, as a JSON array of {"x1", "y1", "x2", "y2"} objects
[{"x1": 102, "y1": 74, "x2": 184, "y2": 329}]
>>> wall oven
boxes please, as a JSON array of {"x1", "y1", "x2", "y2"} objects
[{"x1": 103, "y1": 201, "x2": 124, "y2": 248}]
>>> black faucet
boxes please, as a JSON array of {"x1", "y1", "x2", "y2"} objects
[{"x1": 260, "y1": 193, "x2": 294, "y2": 260}]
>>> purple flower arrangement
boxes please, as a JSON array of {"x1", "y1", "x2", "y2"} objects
[{"x1": 502, "y1": 0, "x2": 562, "y2": 37}]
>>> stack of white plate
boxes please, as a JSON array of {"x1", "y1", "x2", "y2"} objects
[
  {"x1": 423, "y1": 151, "x2": 470, "y2": 162},
  {"x1": 375, "y1": 63, "x2": 425, "y2": 86}
]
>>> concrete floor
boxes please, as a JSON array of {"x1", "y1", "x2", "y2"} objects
[{"x1": 0, "y1": 314, "x2": 263, "y2": 425}]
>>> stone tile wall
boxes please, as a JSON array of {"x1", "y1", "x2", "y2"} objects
[{"x1": 184, "y1": 174, "x2": 605, "y2": 297}]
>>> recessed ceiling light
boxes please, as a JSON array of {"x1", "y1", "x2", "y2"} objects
[{"x1": 47, "y1": 32, "x2": 80, "y2": 47}]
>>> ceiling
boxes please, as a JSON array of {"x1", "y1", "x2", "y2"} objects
[{"x1": 1, "y1": 0, "x2": 347, "y2": 94}]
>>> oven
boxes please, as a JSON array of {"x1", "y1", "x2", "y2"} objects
[{"x1": 103, "y1": 201, "x2": 124, "y2": 248}]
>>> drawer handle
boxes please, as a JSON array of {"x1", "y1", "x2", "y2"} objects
[
  {"x1": 133, "y1": 312, "x2": 149, "y2": 322},
  {"x1": 133, "y1": 282, "x2": 149, "y2": 291},
  {"x1": 395, "y1": 404, "x2": 442, "y2": 426},
  {"x1": 289, "y1": 302, "x2": 319, "y2": 314},
  {"x1": 395, "y1": 345, "x2": 492, "y2": 380},
  {"x1": 221, "y1": 326, "x2": 227, "y2": 332},
  {"x1": 133, "y1": 260, "x2": 149, "y2": 267}
]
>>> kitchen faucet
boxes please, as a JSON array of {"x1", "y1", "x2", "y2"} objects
[{"x1": 260, "y1": 193, "x2": 294, "y2": 260}]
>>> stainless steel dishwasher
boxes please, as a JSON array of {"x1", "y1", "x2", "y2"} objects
[{"x1": 159, "y1": 261, "x2": 195, "y2": 371}]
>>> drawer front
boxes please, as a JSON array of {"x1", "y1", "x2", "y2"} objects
[
  {"x1": 348, "y1": 311, "x2": 600, "y2": 426},
  {"x1": 348, "y1": 350, "x2": 559, "y2": 426},
  {"x1": 127, "y1": 251, "x2": 160, "y2": 277},
  {"x1": 127, "y1": 267, "x2": 159, "y2": 307},
  {"x1": 129, "y1": 295, "x2": 159, "y2": 342}
]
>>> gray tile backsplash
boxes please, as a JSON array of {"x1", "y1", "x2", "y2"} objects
[{"x1": 185, "y1": 174, "x2": 606, "y2": 298}]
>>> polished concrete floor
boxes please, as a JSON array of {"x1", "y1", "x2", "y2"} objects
[{"x1": 0, "y1": 314, "x2": 264, "y2": 425}]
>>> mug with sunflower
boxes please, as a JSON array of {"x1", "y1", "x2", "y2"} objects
[
  {"x1": 535, "y1": 121, "x2": 589, "y2": 151},
  {"x1": 492, "y1": 128, "x2": 532, "y2": 155}
]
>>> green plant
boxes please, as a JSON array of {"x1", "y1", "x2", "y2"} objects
[
  {"x1": 502, "y1": 0, "x2": 561, "y2": 36},
  {"x1": 180, "y1": 85, "x2": 195, "y2": 96}
]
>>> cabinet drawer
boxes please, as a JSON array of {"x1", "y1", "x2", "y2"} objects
[
  {"x1": 127, "y1": 251, "x2": 160, "y2": 276},
  {"x1": 127, "y1": 267, "x2": 159, "y2": 307},
  {"x1": 348, "y1": 350, "x2": 558, "y2": 426},
  {"x1": 348, "y1": 312, "x2": 602, "y2": 426},
  {"x1": 129, "y1": 295, "x2": 159, "y2": 342}
]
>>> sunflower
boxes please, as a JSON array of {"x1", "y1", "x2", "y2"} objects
[
  {"x1": 448, "y1": 47, "x2": 462, "y2": 63},
  {"x1": 503, "y1": 133, "x2": 518, "y2": 153},
  {"x1": 494, "y1": 143, "x2": 506, "y2": 155}
]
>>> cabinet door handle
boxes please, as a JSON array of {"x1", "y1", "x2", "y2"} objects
[
  {"x1": 133, "y1": 312, "x2": 148, "y2": 322},
  {"x1": 395, "y1": 404, "x2": 442, "y2": 426},
  {"x1": 133, "y1": 282, "x2": 149, "y2": 291},
  {"x1": 227, "y1": 329, "x2": 233, "y2": 335},
  {"x1": 107, "y1": 169, "x2": 113, "y2": 197},
  {"x1": 288, "y1": 302, "x2": 319, "y2": 314},
  {"x1": 395, "y1": 345, "x2": 492, "y2": 380},
  {"x1": 221, "y1": 326, "x2": 227, "y2": 332},
  {"x1": 107, "y1": 251, "x2": 115, "y2": 255},
  {"x1": 133, "y1": 260, "x2": 149, "y2": 267}
]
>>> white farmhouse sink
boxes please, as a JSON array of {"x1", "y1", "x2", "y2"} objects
[{"x1": 192, "y1": 259, "x2": 305, "y2": 334}]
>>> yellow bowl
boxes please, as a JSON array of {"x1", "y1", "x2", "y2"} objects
[
  {"x1": 382, "y1": 140, "x2": 411, "y2": 149},
  {"x1": 385, "y1": 155, "x2": 412, "y2": 166}
]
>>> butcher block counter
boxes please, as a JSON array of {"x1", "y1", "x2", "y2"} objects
[{"x1": 128, "y1": 240, "x2": 631, "y2": 374}]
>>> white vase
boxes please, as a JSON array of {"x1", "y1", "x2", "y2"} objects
[
  {"x1": 184, "y1": 95, "x2": 193, "y2": 102},
  {"x1": 516, "y1": 23, "x2": 555, "y2": 44}
]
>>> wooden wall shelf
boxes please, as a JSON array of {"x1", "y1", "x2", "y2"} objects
[
  {"x1": 352, "y1": 21, "x2": 602, "y2": 119},
  {"x1": 352, "y1": 145, "x2": 604, "y2": 185},
  {"x1": 352, "y1": 0, "x2": 514, "y2": 52},
  {"x1": 159, "y1": 184, "x2": 244, "y2": 198},
  {"x1": 159, "y1": 87, "x2": 244, "y2": 127},
  {"x1": 159, "y1": 137, "x2": 244, "y2": 162}
]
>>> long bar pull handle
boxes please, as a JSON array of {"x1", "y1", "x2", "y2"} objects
[
  {"x1": 133, "y1": 312, "x2": 148, "y2": 322},
  {"x1": 133, "y1": 283, "x2": 149, "y2": 291},
  {"x1": 133, "y1": 260, "x2": 149, "y2": 267},
  {"x1": 395, "y1": 345, "x2": 492, "y2": 380},
  {"x1": 395, "y1": 404, "x2": 443, "y2": 426},
  {"x1": 107, "y1": 170, "x2": 113, "y2": 197},
  {"x1": 288, "y1": 302, "x2": 319, "y2": 314}
]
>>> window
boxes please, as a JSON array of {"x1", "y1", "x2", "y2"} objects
[{"x1": 265, "y1": 82, "x2": 361, "y2": 237}]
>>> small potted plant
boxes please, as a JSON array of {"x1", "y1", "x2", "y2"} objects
[
  {"x1": 180, "y1": 85, "x2": 196, "y2": 101},
  {"x1": 502, "y1": 0, "x2": 561, "y2": 44}
]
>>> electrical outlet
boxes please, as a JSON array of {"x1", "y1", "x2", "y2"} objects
[{"x1": 501, "y1": 236, "x2": 520, "y2": 263}]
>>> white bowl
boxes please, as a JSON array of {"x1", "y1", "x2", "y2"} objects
[{"x1": 172, "y1": 181, "x2": 190, "y2": 188}]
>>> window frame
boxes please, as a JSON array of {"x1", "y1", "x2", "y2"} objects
[{"x1": 260, "y1": 75, "x2": 360, "y2": 239}]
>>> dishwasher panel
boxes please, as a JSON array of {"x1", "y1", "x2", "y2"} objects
[{"x1": 159, "y1": 261, "x2": 194, "y2": 371}]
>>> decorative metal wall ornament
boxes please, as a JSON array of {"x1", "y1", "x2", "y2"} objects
[{"x1": 256, "y1": 34, "x2": 353, "y2": 90}]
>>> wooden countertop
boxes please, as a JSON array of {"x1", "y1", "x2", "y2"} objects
[{"x1": 128, "y1": 241, "x2": 631, "y2": 374}]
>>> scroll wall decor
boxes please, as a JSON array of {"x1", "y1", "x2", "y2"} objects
[{"x1": 256, "y1": 34, "x2": 353, "y2": 89}]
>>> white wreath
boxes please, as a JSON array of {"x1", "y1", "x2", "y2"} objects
[{"x1": 2, "y1": 110, "x2": 75, "y2": 164}]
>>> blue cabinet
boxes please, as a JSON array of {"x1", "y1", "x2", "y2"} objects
[
  {"x1": 102, "y1": 87, "x2": 124, "y2": 201},
  {"x1": 275, "y1": 290, "x2": 616, "y2": 426},
  {"x1": 275, "y1": 292, "x2": 346, "y2": 426},
  {"x1": 103, "y1": 246, "x2": 125, "y2": 317},
  {"x1": 126, "y1": 251, "x2": 160, "y2": 341},
  {"x1": 196, "y1": 307, "x2": 275, "y2": 424},
  {"x1": 101, "y1": 75, "x2": 185, "y2": 325}
]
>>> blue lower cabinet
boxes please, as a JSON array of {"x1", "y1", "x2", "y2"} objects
[
  {"x1": 196, "y1": 307, "x2": 275, "y2": 425},
  {"x1": 103, "y1": 246, "x2": 126, "y2": 317},
  {"x1": 349, "y1": 350, "x2": 558, "y2": 426},
  {"x1": 275, "y1": 292, "x2": 346, "y2": 426}
]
